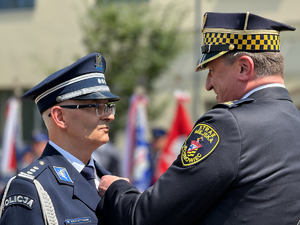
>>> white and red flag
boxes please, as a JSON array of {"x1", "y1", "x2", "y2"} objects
[
  {"x1": 154, "y1": 91, "x2": 193, "y2": 181},
  {"x1": 1, "y1": 97, "x2": 23, "y2": 178}
]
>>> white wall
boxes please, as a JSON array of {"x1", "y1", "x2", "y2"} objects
[{"x1": 0, "y1": 0, "x2": 90, "y2": 90}]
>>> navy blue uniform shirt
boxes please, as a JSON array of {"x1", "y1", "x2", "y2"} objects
[
  {"x1": 97, "y1": 87, "x2": 300, "y2": 224},
  {"x1": 0, "y1": 144, "x2": 110, "y2": 225}
]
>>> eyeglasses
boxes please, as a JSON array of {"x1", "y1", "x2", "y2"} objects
[{"x1": 48, "y1": 103, "x2": 116, "y2": 117}]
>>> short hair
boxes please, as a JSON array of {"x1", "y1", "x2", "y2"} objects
[{"x1": 222, "y1": 51, "x2": 285, "y2": 78}]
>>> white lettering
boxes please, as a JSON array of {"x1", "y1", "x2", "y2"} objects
[
  {"x1": 23, "y1": 196, "x2": 28, "y2": 203},
  {"x1": 27, "y1": 199, "x2": 34, "y2": 208},
  {"x1": 10, "y1": 196, "x2": 16, "y2": 203},
  {"x1": 4, "y1": 195, "x2": 35, "y2": 209},
  {"x1": 17, "y1": 196, "x2": 23, "y2": 202}
]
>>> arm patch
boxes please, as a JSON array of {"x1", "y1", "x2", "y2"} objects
[
  {"x1": 181, "y1": 123, "x2": 220, "y2": 166},
  {"x1": 3, "y1": 194, "x2": 36, "y2": 211}
]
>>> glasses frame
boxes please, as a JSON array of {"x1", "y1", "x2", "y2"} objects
[{"x1": 48, "y1": 103, "x2": 116, "y2": 117}]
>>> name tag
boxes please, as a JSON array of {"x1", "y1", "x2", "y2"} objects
[{"x1": 65, "y1": 217, "x2": 91, "y2": 224}]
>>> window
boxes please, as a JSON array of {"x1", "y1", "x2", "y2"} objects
[
  {"x1": 0, "y1": 0, "x2": 34, "y2": 10},
  {"x1": 96, "y1": 0, "x2": 149, "y2": 4}
]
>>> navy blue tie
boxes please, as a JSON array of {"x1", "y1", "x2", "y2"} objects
[{"x1": 81, "y1": 165, "x2": 96, "y2": 189}]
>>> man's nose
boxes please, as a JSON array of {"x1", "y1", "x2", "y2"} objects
[{"x1": 206, "y1": 74, "x2": 213, "y2": 91}]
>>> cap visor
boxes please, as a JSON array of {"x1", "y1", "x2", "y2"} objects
[
  {"x1": 195, "y1": 51, "x2": 229, "y2": 72},
  {"x1": 72, "y1": 91, "x2": 120, "y2": 102}
]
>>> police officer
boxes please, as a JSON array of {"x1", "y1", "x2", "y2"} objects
[
  {"x1": 96, "y1": 13, "x2": 300, "y2": 224},
  {"x1": 0, "y1": 52, "x2": 120, "y2": 224}
]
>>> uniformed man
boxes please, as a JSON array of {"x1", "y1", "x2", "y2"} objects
[
  {"x1": 96, "y1": 13, "x2": 300, "y2": 224},
  {"x1": 0, "y1": 52, "x2": 120, "y2": 224}
]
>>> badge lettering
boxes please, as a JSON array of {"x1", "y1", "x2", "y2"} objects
[
  {"x1": 4, "y1": 195, "x2": 35, "y2": 211},
  {"x1": 98, "y1": 78, "x2": 106, "y2": 84},
  {"x1": 181, "y1": 124, "x2": 219, "y2": 166},
  {"x1": 65, "y1": 217, "x2": 91, "y2": 224}
]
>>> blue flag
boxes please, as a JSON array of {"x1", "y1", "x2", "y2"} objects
[{"x1": 122, "y1": 94, "x2": 152, "y2": 191}]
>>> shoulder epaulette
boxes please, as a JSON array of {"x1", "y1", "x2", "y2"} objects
[
  {"x1": 212, "y1": 98, "x2": 254, "y2": 109},
  {"x1": 17, "y1": 160, "x2": 48, "y2": 182}
]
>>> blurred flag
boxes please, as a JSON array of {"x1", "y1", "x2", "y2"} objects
[
  {"x1": 122, "y1": 94, "x2": 152, "y2": 191},
  {"x1": 122, "y1": 95, "x2": 139, "y2": 179},
  {"x1": 154, "y1": 90, "x2": 193, "y2": 181},
  {"x1": 1, "y1": 97, "x2": 23, "y2": 178}
]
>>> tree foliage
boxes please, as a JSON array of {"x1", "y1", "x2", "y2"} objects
[{"x1": 81, "y1": 1, "x2": 186, "y2": 137}]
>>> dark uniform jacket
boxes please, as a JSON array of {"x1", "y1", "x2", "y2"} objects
[
  {"x1": 0, "y1": 144, "x2": 109, "y2": 225},
  {"x1": 97, "y1": 87, "x2": 300, "y2": 225}
]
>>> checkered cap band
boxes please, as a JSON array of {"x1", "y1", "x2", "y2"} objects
[{"x1": 203, "y1": 32, "x2": 280, "y2": 51}]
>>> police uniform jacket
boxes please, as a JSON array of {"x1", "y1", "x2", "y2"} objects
[
  {"x1": 0, "y1": 144, "x2": 109, "y2": 225},
  {"x1": 97, "y1": 87, "x2": 300, "y2": 225}
]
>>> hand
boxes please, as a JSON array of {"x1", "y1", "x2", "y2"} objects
[{"x1": 98, "y1": 175, "x2": 130, "y2": 197}]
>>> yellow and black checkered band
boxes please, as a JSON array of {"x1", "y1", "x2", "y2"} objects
[{"x1": 203, "y1": 32, "x2": 280, "y2": 52}]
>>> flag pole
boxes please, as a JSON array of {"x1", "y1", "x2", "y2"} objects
[{"x1": 192, "y1": 0, "x2": 202, "y2": 121}]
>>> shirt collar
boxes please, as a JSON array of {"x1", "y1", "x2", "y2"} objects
[
  {"x1": 49, "y1": 140, "x2": 95, "y2": 173},
  {"x1": 242, "y1": 83, "x2": 285, "y2": 99}
]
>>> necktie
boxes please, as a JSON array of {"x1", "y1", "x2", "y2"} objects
[{"x1": 81, "y1": 165, "x2": 96, "y2": 189}]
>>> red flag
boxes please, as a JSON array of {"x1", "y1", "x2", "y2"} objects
[
  {"x1": 1, "y1": 97, "x2": 21, "y2": 177},
  {"x1": 154, "y1": 91, "x2": 193, "y2": 181}
]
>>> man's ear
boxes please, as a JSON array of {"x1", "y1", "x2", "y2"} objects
[
  {"x1": 236, "y1": 55, "x2": 254, "y2": 81},
  {"x1": 50, "y1": 106, "x2": 68, "y2": 129}
]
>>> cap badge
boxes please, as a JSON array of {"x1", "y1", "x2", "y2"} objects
[{"x1": 95, "y1": 54, "x2": 103, "y2": 71}]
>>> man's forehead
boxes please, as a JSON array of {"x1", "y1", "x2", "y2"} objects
[{"x1": 207, "y1": 57, "x2": 222, "y2": 68}]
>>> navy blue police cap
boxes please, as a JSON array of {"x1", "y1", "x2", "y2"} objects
[
  {"x1": 23, "y1": 53, "x2": 120, "y2": 114},
  {"x1": 195, "y1": 12, "x2": 296, "y2": 71},
  {"x1": 152, "y1": 128, "x2": 166, "y2": 139},
  {"x1": 31, "y1": 132, "x2": 49, "y2": 143}
]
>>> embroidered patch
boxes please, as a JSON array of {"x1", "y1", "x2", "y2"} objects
[
  {"x1": 53, "y1": 166, "x2": 73, "y2": 183},
  {"x1": 181, "y1": 124, "x2": 219, "y2": 166},
  {"x1": 4, "y1": 195, "x2": 35, "y2": 211},
  {"x1": 65, "y1": 217, "x2": 91, "y2": 224}
]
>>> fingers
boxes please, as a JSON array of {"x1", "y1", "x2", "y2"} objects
[{"x1": 98, "y1": 175, "x2": 130, "y2": 197}]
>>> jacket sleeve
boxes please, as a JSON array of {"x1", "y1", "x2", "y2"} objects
[
  {"x1": 97, "y1": 108, "x2": 242, "y2": 225},
  {"x1": 0, "y1": 178, "x2": 45, "y2": 225}
]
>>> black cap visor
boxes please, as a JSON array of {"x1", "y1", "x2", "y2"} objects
[
  {"x1": 72, "y1": 91, "x2": 120, "y2": 102},
  {"x1": 195, "y1": 51, "x2": 229, "y2": 71}
]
